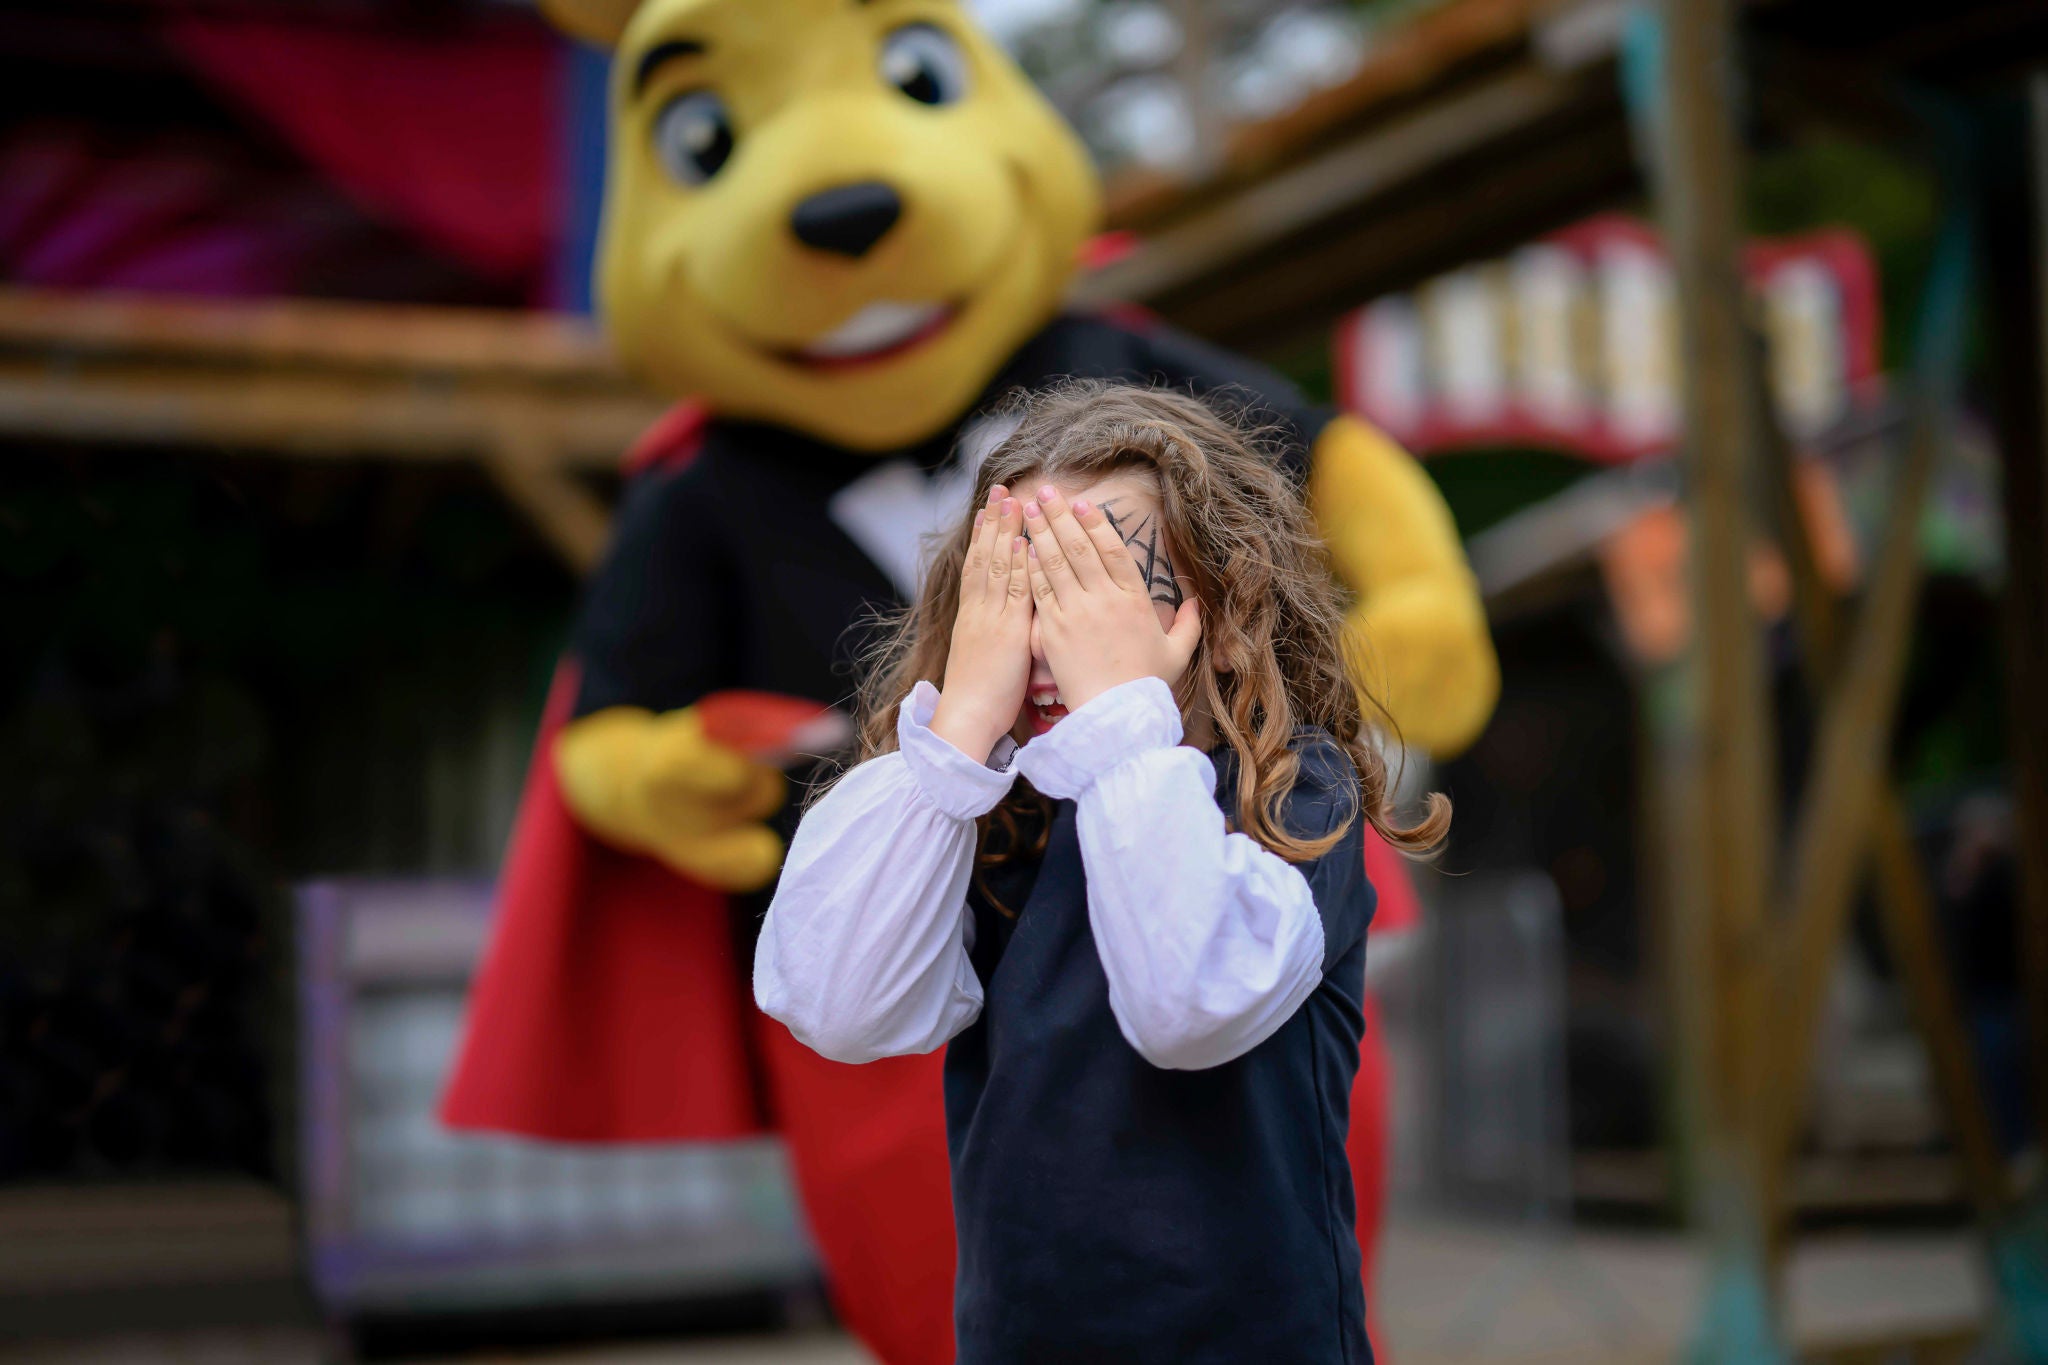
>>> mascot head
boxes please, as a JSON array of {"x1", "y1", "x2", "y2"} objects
[{"x1": 545, "y1": 0, "x2": 1103, "y2": 451}]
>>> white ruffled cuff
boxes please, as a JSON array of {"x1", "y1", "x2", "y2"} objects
[
  {"x1": 1012, "y1": 677, "x2": 1183, "y2": 799},
  {"x1": 896, "y1": 681, "x2": 1018, "y2": 819}
]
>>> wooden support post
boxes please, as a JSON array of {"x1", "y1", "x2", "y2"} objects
[
  {"x1": 1651, "y1": 0, "x2": 1786, "y2": 1355},
  {"x1": 484, "y1": 425, "x2": 616, "y2": 576},
  {"x1": 1764, "y1": 397, "x2": 1939, "y2": 1179},
  {"x1": 1750, "y1": 332, "x2": 2011, "y2": 1222},
  {"x1": 1986, "y1": 73, "x2": 2048, "y2": 1171}
]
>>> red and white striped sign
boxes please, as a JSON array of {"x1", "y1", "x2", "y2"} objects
[{"x1": 1333, "y1": 215, "x2": 1882, "y2": 463}]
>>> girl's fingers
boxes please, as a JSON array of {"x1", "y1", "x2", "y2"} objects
[
  {"x1": 1033, "y1": 486, "x2": 1105, "y2": 587},
  {"x1": 1006, "y1": 534, "x2": 1032, "y2": 606},
  {"x1": 1024, "y1": 537, "x2": 1059, "y2": 608},
  {"x1": 964, "y1": 505, "x2": 1000, "y2": 601},
  {"x1": 995, "y1": 494, "x2": 1024, "y2": 555},
  {"x1": 1020, "y1": 500, "x2": 1076, "y2": 602},
  {"x1": 962, "y1": 508, "x2": 990, "y2": 596},
  {"x1": 986, "y1": 499, "x2": 1023, "y2": 597},
  {"x1": 1070, "y1": 498, "x2": 1149, "y2": 595}
]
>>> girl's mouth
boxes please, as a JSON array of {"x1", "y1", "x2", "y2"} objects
[{"x1": 1027, "y1": 688, "x2": 1068, "y2": 737}]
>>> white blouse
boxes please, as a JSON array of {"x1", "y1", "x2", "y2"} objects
[{"x1": 752, "y1": 676, "x2": 1329, "y2": 1071}]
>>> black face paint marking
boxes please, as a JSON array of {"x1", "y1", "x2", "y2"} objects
[{"x1": 1098, "y1": 498, "x2": 1184, "y2": 609}]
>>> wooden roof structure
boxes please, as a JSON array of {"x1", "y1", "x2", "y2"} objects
[
  {"x1": 1080, "y1": 0, "x2": 1636, "y2": 354},
  {"x1": 0, "y1": 289, "x2": 662, "y2": 573}
]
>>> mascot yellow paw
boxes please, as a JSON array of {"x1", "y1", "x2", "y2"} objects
[{"x1": 555, "y1": 705, "x2": 788, "y2": 892}]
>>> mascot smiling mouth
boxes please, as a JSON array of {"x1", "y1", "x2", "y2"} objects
[
  {"x1": 789, "y1": 300, "x2": 956, "y2": 367},
  {"x1": 573, "y1": 0, "x2": 1101, "y2": 452}
]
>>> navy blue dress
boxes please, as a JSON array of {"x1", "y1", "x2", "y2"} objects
[{"x1": 944, "y1": 737, "x2": 1377, "y2": 1365}]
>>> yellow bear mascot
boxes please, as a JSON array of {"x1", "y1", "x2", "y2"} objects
[{"x1": 443, "y1": 2, "x2": 1497, "y2": 1362}]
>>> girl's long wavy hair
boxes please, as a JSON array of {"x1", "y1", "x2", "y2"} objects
[{"x1": 846, "y1": 380, "x2": 1448, "y2": 890}]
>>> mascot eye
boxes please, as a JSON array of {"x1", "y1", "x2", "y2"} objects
[
  {"x1": 652, "y1": 90, "x2": 735, "y2": 185},
  {"x1": 879, "y1": 24, "x2": 969, "y2": 106}
]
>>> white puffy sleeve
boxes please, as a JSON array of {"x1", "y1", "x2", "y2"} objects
[
  {"x1": 753, "y1": 682, "x2": 1015, "y2": 1064},
  {"x1": 1013, "y1": 678, "x2": 1332, "y2": 1071}
]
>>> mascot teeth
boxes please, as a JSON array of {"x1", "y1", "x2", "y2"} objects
[{"x1": 800, "y1": 301, "x2": 951, "y2": 361}]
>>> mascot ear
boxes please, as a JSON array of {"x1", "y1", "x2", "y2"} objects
[{"x1": 539, "y1": 0, "x2": 642, "y2": 48}]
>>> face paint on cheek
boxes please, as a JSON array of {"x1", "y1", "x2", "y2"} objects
[{"x1": 1099, "y1": 499, "x2": 1185, "y2": 608}]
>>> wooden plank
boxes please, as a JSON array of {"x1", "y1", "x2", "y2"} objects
[
  {"x1": 485, "y1": 444, "x2": 616, "y2": 576},
  {"x1": 1103, "y1": 0, "x2": 1556, "y2": 226},
  {"x1": 0, "y1": 359, "x2": 662, "y2": 469},
  {"x1": 1139, "y1": 99, "x2": 1633, "y2": 352},
  {"x1": 1998, "y1": 71, "x2": 2048, "y2": 1162},
  {"x1": 1764, "y1": 325, "x2": 1942, "y2": 1198},
  {"x1": 1654, "y1": 0, "x2": 1786, "y2": 1348},
  {"x1": 1751, "y1": 333, "x2": 2010, "y2": 1222},
  {"x1": 1804, "y1": 1326, "x2": 1982, "y2": 1365},
  {"x1": 0, "y1": 287, "x2": 625, "y2": 381},
  {"x1": 1078, "y1": 62, "x2": 1597, "y2": 309},
  {"x1": 0, "y1": 1182, "x2": 296, "y2": 1294}
]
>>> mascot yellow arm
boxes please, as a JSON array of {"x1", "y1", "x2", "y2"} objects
[
  {"x1": 1308, "y1": 415, "x2": 1500, "y2": 758},
  {"x1": 554, "y1": 706, "x2": 787, "y2": 892}
]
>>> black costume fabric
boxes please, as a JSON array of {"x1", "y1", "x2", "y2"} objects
[{"x1": 571, "y1": 310, "x2": 1333, "y2": 724}]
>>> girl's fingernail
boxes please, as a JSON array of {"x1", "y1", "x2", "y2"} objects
[
  {"x1": 1038, "y1": 486, "x2": 1056, "y2": 502},
  {"x1": 1028, "y1": 542, "x2": 1039, "y2": 558},
  {"x1": 1023, "y1": 502, "x2": 1041, "y2": 518},
  {"x1": 1013, "y1": 536, "x2": 1025, "y2": 552},
  {"x1": 974, "y1": 510, "x2": 986, "y2": 528},
  {"x1": 1001, "y1": 497, "x2": 1016, "y2": 516},
  {"x1": 1072, "y1": 499, "x2": 1091, "y2": 517}
]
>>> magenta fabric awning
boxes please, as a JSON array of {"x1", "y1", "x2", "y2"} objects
[
  {"x1": 164, "y1": 13, "x2": 565, "y2": 288},
  {"x1": 0, "y1": 12, "x2": 568, "y2": 303}
]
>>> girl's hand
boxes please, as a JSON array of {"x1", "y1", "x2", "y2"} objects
[
  {"x1": 1022, "y1": 485, "x2": 1201, "y2": 712},
  {"x1": 929, "y1": 486, "x2": 1033, "y2": 763}
]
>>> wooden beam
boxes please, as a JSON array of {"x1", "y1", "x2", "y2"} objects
[
  {"x1": 0, "y1": 290, "x2": 664, "y2": 576},
  {"x1": 484, "y1": 431, "x2": 616, "y2": 577},
  {"x1": 1101, "y1": 0, "x2": 1555, "y2": 227},
  {"x1": 1653, "y1": 0, "x2": 1786, "y2": 1350},
  {"x1": 1078, "y1": 62, "x2": 1602, "y2": 311},
  {"x1": 1987, "y1": 73, "x2": 2048, "y2": 1157},
  {"x1": 0, "y1": 287, "x2": 624, "y2": 381},
  {"x1": 1139, "y1": 102, "x2": 1634, "y2": 353},
  {"x1": 1751, "y1": 331, "x2": 2006, "y2": 1221},
  {"x1": 1764, "y1": 306, "x2": 1945, "y2": 1221},
  {"x1": 0, "y1": 355, "x2": 661, "y2": 470}
]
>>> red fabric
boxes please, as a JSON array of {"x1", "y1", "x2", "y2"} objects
[
  {"x1": 756, "y1": 1020, "x2": 958, "y2": 1365},
  {"x1": 1351, "y1": 993, "x2": 1394, "y2": 1362},
  {"x1": 438, "y1": 662, "x2": 764, "y2": 1141},
  {"x1": 164, "y1": 14, "x2": 561, "y2": 285},
  {"x1": 1364, "y1": 827, "x2": 1421, "y2": 936},
  {"x1": 623, "y1": 400, "x2": 713, "y2": 478}
]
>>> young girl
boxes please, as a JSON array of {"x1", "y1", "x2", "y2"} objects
[{"x1": 754, "y1": 382, "x2": 1446, "y2": 1364}]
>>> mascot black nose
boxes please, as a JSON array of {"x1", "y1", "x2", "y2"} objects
[{"x1": 790, "y1": 181, "x2": 903, "y2": 258}]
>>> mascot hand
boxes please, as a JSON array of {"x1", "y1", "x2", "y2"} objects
[
  {"x1": 555, "y1": 706, "x2": 787, "y2": 892},
  {"x1": 1308, "y1": 414, "x2": 1501, "y2": 757}
]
